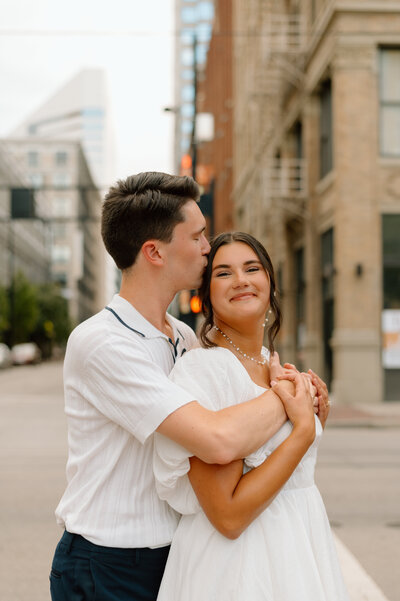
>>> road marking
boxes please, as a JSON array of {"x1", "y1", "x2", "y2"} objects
[{"x1": 334, "y1": 534, "x2": 391, "y2": 601}]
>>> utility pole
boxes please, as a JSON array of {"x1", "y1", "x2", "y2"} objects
[{"x1": 191, "y1": 32, "x2": 198, "y2": 181}]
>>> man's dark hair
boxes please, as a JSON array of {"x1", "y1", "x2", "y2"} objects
[
  {"x1": 198, "y1": 231, "x2": 282, "y2": 354},
  {"x1": 101, "y1": 172, "x2": 200, "y2": 270}
]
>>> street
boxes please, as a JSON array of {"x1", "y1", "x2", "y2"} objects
[{"x1": 0, "y1": 361, "x2": 399, "y2": 601}]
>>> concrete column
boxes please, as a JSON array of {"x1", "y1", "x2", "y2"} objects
[
  {"x1": 303, "y1": 96, "x2": 325, "y2": 376},
  {"x1": 331, "y1": 42, "x2": 382, "y2": 404}
]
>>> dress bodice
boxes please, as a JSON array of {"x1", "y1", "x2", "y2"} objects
[{"x1": 154, "y1": 347, "x2": 323, "y2": 515}]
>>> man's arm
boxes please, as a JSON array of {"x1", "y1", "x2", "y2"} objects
[
  {"x1": 157, "y1": 386, "x2": 287, "y2": 465},
  {"x1": 157, "y1": 352, "x2": 304, "y2": 465}
]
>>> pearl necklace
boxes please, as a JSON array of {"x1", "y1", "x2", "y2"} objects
[{"x1": 213, "y1": 325, "x2": 267, "y2": 366}]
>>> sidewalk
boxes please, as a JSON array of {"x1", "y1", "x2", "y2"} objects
[{"x1": 326, "y1": 401, "x2": 400, "y2": 428}]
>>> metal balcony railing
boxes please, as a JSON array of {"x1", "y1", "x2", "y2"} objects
[
  {"x1": 264, "y1": 158, "x2": 307, "y2": 200},
  {"x1": 263, "y1": 14, "x2": 307, "y2": 55}
]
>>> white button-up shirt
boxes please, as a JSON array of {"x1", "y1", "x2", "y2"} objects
[{"x1": 55, "y1": 294, "x2": 197, "y2": 548}]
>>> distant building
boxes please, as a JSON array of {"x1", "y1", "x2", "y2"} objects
[
  {"x1": 196, "y1": 0, "x2": 233, "y2": 234},
  {"x1": 3, "y1": 138, "x2": 105, "y2": 323},
  {"x1": 11, "y1": 69, "x2": 115, "y2": 189},
  {"x1": 173, "y1": 0, "x2": 215, "y2": 174},
  {"x1": 0, "y1": 142, "x2": 49, "y2": 287},
  {"x1": 231, "y1": 0, "x2": 400, "y2": 403},
  {"x1": 9, "y1": 68, "x2": 118, "y2": 309}
]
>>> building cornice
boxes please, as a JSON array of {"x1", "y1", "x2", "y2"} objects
[{"x1": 307, "y1": 1, "x2": 400, "y2": 67}]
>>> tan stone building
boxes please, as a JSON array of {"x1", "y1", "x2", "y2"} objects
[{"x1": 232, "y1": 0, "x2": 400, "y2": 403}]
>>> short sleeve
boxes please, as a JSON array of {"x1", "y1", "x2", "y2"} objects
[
  {"x1": 153, "y1": 347, "x2": 249, "y2": 514},
  {"x1": 69, "y1": 334, "x2": 195, "y2": 444}
]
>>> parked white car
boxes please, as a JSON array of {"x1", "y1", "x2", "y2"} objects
[
  {"x1": 0, "y1": 343, "x2": 12, "y2": 368},
  {"x1": 11, "y1": 342, "x2": 42, "y2": 365}
]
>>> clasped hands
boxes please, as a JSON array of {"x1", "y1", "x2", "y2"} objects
[{"x1": 269, "y1": 353, "x2": 330, "y2": 429}]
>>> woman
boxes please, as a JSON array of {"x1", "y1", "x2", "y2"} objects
[{"x1": 154, "y1": 232, "x2": 349, "y2": 601}]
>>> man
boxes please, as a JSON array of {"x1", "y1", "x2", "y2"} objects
[{"x1": 50, "y1": 172, "x2": 327, "y2": 600}]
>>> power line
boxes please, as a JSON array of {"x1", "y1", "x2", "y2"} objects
[{"x1": 0, "y1": 28, "x2": 398, "y2": 38}]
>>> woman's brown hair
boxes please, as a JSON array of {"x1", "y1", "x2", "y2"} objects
[{"x1": 198, "y1": 232, "x2": 282, "y2": 354}]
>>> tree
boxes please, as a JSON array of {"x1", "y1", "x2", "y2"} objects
[
  {"x1": 0, "y1": 285, "x2": 9, "y2": 342},
  {"x1": 32, "y1": 282, "x2": 72, "y2": 358},
  {"x1": 10, "y1": 271, "x2": 39, "y2": 344}
]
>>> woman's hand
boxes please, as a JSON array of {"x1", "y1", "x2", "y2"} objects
[
  {"x1": 271, "y1": 371, "x2": 315, "y2": 441},
  {"x1": 268, "y1": 352, "x2": 286, "y2": 383},
  {"x1": 273, "y1": 361, "x2": 318, "y2": 414}
]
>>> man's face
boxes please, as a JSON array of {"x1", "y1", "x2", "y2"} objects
[{"x1": 164, "y1": 200, "x2": 210, "y2": 291}]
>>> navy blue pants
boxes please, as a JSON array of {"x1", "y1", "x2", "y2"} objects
[{"x1": 50, "y1": 531, "x2": 170, "y2": 601}]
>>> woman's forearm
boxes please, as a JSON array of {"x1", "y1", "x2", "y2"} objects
[{"x1": 188, "y1": 420, "x2": 315, "y2": 540}]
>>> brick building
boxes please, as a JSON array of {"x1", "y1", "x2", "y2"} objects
[{"x1": 196, "y1": 0, "x2": 234, "y2": 234}]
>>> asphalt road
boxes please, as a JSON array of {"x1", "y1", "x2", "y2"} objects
[{"x1": 0, "y1": 361, "x2": 399, "y2": 601}]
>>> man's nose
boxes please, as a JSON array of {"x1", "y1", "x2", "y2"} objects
[{"x1": 202, "y1": 235, "x2": 211, "y2": 255}]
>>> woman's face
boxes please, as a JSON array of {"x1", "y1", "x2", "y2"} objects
[{"x1": 209, "y1": 241, "x2": 270, "y2": 327}]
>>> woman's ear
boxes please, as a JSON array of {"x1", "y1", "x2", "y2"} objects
[{"x1": 141, "y1": 240, "x2": 164, "y2": 266}]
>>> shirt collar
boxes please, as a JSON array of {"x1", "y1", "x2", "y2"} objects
[{"x1": 106, "y1": 294, "x2": 182, "y2": 341}]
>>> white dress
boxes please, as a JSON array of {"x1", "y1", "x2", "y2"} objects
[{"x1": 154, "y1": 347, "x2": 350, "y2": 601}]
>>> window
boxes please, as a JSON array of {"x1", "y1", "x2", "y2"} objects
[
  {"x1": 181, "y1": 68, "x2": 193, "y2": 81},
  {"x1": 181, "y1": 84, "x2": 195, "y2": 103},
  {"x1": 181, "y1": 119, "x2": 194, "y2": 135},
  {"x1": 295, "y1": 247, "x2": 306, "y2": 370},
  {"x1": 52, "y1": 223, "x2": 67, "y2": 239},
  {"x1": 55, "y1": 151, "x2": 68, "y2": 166},
  {"x1": 51, "y1": 245, "x2": 71, "y2": 265},
  {"x1": 380, "y1": 48, "x2": 400, "y2": 156},
  {"x1": 181, "y1": 47, "x2": 194, "y2": 66},
  {"x1": 27, "y1": 151, "x2": 39, "y2": 167},
  {"x1": 382, "y1": 214, "x2": 400, "y2": 309},
  {"x1": 53, "y1": 197, "x2": 70, "y2": 216},
  {"x1": 181, "y1": 6, "x2": 196, "y2": 23},
  {"x1": 319, "y1": 79, "x2": 333, "y2": 178},
  {"x1": 181, "y1": 103, "x2": 195, "y2": 118},
  {"x1": 53, "y1": 173, "x2": 71, "y2": 189},
  {"x1": 197, "y1": 1, "x2": 214, "y2": 21},
  {"x1": 321, "y1": 228, "x2": 334, "y2": 388},
  {"x1": 29, "y1": 173, "x2": 43, "y2": 188}
]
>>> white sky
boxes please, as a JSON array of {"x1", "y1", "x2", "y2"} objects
[{"x1": 0, "y1": 0, "x2": 176, "y2": 181}]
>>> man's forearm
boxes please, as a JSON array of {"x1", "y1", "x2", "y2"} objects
[{"x1": 158, "y1": 383, "x2": 293, "y2": 465}]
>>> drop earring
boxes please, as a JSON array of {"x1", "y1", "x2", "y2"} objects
[{"x1": 262, "y1": 308, "x2": 273, "y2": 328}]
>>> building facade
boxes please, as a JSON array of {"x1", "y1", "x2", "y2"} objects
[
  {"x1": 196, "y1": 0, "x2": 234, "y2": 234},
  {"x1": 0, "y1": 142, "x2": 50, "y2": 288},
  {"x1": 3, "y1": 139, "x2": 105, "y2": 324},
  {"x1": 9, "y1": 68, "x2": 118, "y2": 308},
  {"x1": 173, "y1": 0, "x2": 215, "y2": 174},
  {"x1": 231, "y1": 0, "x2": 400, "y2": 403}
]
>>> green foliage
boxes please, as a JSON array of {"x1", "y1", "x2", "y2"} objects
[
  {"x1": 0, "y1": 285, "x2": 9, "y2": 342},
  {"x1": 11, "y1": 271, "x2": 39, "y2": 344},
  {"x1": 33, "y1": 282, "x2": 72, "y2": 354},
  {"x1": 1, "y1": 272, "x2": 73, "y2": 354}
]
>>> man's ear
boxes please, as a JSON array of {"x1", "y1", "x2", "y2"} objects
[{"x1": 141, "y1": 240, "x2": 164, "y2": 266}]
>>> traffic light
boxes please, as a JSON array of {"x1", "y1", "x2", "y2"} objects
[{"x1": 178, "y1": 290, "x2": 202, "y2": 330}]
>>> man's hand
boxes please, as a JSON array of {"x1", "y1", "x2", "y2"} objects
[{"x1": 308, "y1": 369, "x2": 331, "y2": 429}]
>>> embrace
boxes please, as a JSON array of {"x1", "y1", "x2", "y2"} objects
[{"x1": 50, "y1": 172, "x2": 349, "y2": 601}]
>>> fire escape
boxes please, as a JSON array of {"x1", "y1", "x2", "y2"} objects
[{"x1": 259, "y1": 3, "x2": 308, "y2": 220}]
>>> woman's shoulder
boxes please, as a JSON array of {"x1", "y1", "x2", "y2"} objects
[
  {"x1": 175, "y1": 346, "x2": 238, "y2": 370},
  {"x1": 170, "y1": 346, "x2": 249, "y2": 409}
]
